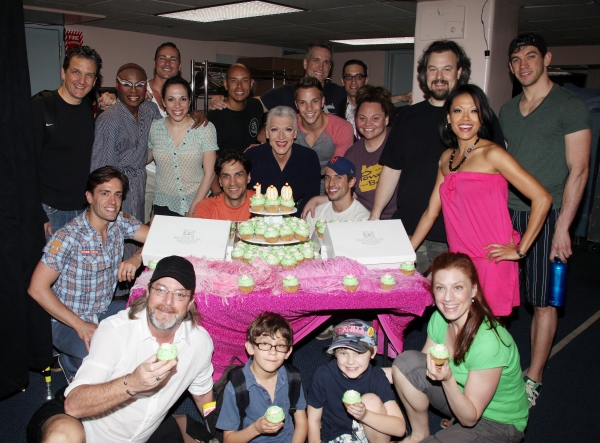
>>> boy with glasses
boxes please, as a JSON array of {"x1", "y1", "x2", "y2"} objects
[{"x1": 216, "y1": 312, "x2": 308, "y2": 442}]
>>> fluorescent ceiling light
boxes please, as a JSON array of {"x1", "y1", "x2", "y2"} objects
[
  {"x1": 158, "y1": 1, "x2": 303, "y2": 23},
  {"x1": 331, "y1": 37, "x2": 415, "y2": 45}
]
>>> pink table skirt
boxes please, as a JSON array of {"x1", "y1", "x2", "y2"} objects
[{"x1": 130, "y1": 257, "x2": 432, "y2": 379}]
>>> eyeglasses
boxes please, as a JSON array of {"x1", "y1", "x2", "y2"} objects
[
  {"x1": 254, "y1": 342, "x2": 290, "y2": 353},
  {"x1": 150, "y1": 286, "x2": 190, "y2": 300},
  {"x1": 116, "y1": 76, "x2": 148, "y2": 89},
  {"x1": 342, "y1": 74, "x2": 366, "y2": 81}
]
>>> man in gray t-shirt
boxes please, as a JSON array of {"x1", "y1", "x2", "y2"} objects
[{"x1": 499, "y1": 33, "x2": 590, "y2": 407}]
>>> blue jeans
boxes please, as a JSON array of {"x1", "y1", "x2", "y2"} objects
[
  {"x1": 52, "y1": 300, "x2": 126, "y2": 381},
  {"x1": 42, "y1": 203, "x2": 84, "y2": 241}
]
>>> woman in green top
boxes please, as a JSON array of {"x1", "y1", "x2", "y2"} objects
[
  {"x1": 392, "y1": 252, "x2": 528, "y2": 442},
  {"x1": 148, "y1": 76, "x2": 218, "y2": 217}
]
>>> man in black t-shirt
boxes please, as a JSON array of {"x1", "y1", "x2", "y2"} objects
[
  {"x1": 369, "y1": 40, "x2": 505, "y2": 273},
  {"x1": 207, "y1": 64, "x2": 265, "y2": 196},
  {"x1": 209, "y1": 42, "x2": 347, "y2": 115},
  {"x1": 32, "y1": 46, "x2": 103, "y2": 240}
]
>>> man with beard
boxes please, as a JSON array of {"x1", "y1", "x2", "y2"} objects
[
  {"x1": 28, "y1": 167, "x2": 149, "y2": 381},
  {"x1": 369, "y1": 40, "x2": 506, "y2": 273},
  {"x1": 28, "y1": 256, "x2": 214, "y2": 443}
]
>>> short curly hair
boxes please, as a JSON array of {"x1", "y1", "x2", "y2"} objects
[{"x1": 63, "y1": 45, "x2": 102, "y2": 77}]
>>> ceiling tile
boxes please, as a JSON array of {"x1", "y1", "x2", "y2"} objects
[
  {"x1": 517, "y1": 19, "x2": 545, "y2": 33},
  {"x1": 551, "y1": 27, "x2": 600, "y2": 38},
  {"x1": 270, "y1": 11, "x2": 353, "y2": 25},
  {"x1": 362, "y1": 17, "x2": 416, "y2": 32},
  {"x1": 507, "y1": 0, "x2": 590, "y2": 6},
  {"x1": 534, "y1": 17, "x2": 600, "y2": 31},
  {"x1": 275, "y1": 0, "x2": 375, "y2": 11},
  {"x1": 327, "y1": 4, "x2": 414, "y2": 21}
]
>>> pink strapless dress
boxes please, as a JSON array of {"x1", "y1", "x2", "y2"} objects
[{"x1": 440, "y1": 172, "x2": 520, "y2": 316}]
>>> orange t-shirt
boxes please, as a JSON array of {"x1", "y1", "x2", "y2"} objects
[{"x1": 192, "y1": 191, "x2": 254, "y2": 222}]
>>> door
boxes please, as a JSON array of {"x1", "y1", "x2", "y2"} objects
[{"x1": 25, "y1": 24, "x2": 64, "y2": 95}]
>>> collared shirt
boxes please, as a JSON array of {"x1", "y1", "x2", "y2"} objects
[
  {"x1": 216, "y1": 359, "x2": 306, "y2": 442},
  {"x1": 65, "y1": 308, "x2": 214, "y2": 443},
  {"x1": 149, "y1": 118, "x2": 219, "y2": 215},
  {"x1": 91, "y1": 99, "x2": 161, "y2": 221},
  {"x1": 41, "y1": 211, "x2": 142, "y2": 322}
]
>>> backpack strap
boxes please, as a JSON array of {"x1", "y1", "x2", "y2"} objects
[
  {"x1": 229, "y1": 367, "x2": 250, "y2": 431},
  {"x1": 284, "y1": 363, "x2": 302, "y2": 417}
]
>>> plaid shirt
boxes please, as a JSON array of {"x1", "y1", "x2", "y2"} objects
[{"x1": 42, "y1": 211, "x2": 142, "y2": 322}]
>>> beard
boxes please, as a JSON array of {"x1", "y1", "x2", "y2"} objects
[
  {"x1": 429, "y1": 80, "x2": 451, "y2": 101},
  {"x1": 148, "y1": 304, "x2": 185, "y2": 331}
]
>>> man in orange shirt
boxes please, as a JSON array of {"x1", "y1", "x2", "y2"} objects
[{"x1": 193, "y1": 150, "x2": 254, "y2": 221}]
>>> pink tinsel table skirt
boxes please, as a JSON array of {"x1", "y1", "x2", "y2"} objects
[{"x1": 130, "y1": 256, "x2": 432, "y2": 379}]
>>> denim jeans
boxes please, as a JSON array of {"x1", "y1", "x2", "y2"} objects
[
  {"x1": 52, "y1": 300, "x2": 126, "y2": 381},
  {"x1": 42, "y1": 203, "x2": 84, "y2": 241}
]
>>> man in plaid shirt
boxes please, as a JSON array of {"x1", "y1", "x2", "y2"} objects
[{"x1": 29, "y1": 166, "x2": 149, "y2": 380}]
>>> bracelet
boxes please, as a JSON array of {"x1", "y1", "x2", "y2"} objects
[
  {"x1": 516, "y1": 249, "x2": 526, "y2": 259},
  {"x1": 124, "y1": 374, "x2": 135, "y2": 397}
]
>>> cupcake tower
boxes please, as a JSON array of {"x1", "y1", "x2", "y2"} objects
[
  {"x1": 250, "y1": 183, "x2": 295, "y2": 213},
  {"x1": 231, "y1": 240, "x2": 320, "y2": 268}
]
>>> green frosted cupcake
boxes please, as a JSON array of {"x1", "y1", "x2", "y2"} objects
[
  {"x1": 250, "y1": 193, "x2": 266, "y2": 212},
  {"x1": 428, "y1": 344, "x2": 450, "y2": 366},
  {"x1": 283, "y1": 275, "x2": 300, "y2": 293},
  {"x1": 231, "y1": 248, "x2": 245, "y2": 261},
  {"x1": 238, "y1": 222, "x2": 255, "y2": 240},
  {"x1": 281, "y1": 255, "x2": 297, "y2": 270},
  {"x1": 265, "y1": 254, "x2": 280, "y2": 266},
  {"x1": 148, "y1": 259, "x2": 159, "y2": 270},
  {"x1": 264, "y1": 226, "x2": 280, "y2": 244},
  {"x1": 254, "y1": 223, "x2": 267, "y2": 240},
  {"x1": 238, "y1": 274, "x2": 255, "y2": 293},
  {"x1": 343, "y1": 274, "x2": 359, "y2": 291},
  {"x1": 243, "y1": 250, "x2": 255, "y2": 264},
  {"x1": 264, "y1": 405, "x2": 285, "y2": 423},
  {"x1": 156, "y1": 343, "x2": 178, "y2": 361},
  {"x1": 342, "y1": 390, "x2": 362, "y2": 407},
  {"x1": 294, "y1": 225, "x2": 310, "y2": 241},
  {"x1": 279, "y1": 225, "x2": 294, "y2": 241},
  {"x1": 265, "y1": 198, "x2": 280, "y2": 213},
  {"x1": 400, "y1": 261, "x2": 415, "y2": 276},
  {"x1": 380, "y1": 273, "x2": 396, "y2": 290},
  {"x1": 280, "y1": 198, "x2": 295, "y2": 212}
]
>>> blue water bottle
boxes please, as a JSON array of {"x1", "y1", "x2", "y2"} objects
[{"x1": 548, "y1": 258, "x2": 567, "y2": 307}]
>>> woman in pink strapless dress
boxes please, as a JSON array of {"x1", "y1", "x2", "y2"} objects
[{"x1": 411, "y1": 85, "x2": 552, "y2": 316}]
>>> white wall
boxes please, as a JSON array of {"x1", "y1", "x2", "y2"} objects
[{"x1": 66, "y1": 25, "x2": 281, "y2": 84}]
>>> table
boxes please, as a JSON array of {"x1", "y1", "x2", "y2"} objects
[{"x1": 131, "y1": 256, "x2": 432, "y2": 378}]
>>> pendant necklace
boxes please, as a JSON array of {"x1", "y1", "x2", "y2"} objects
[{"x1": 449, "y1": 138, "x2": 480, "y2": 172}]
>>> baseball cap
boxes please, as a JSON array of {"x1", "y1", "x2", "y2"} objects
[
  {"x1": 149, "y1": 256, "x2": 196, "y2": 292},
  {"x1": 508, "y1": 33, "x2": 547, "y2": 57},
  {"x1": 326, "y1": 156, "x2": 356, "y2": 177},
  {"x1": 327, "y1": 319, "x2": 378, "y2": 355}
]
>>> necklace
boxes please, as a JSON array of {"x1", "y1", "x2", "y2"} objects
[{"x1": 449, "y1": 138, "x2": 480, "y2": 172}]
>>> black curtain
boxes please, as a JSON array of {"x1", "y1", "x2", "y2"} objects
[{"x1": 0, "y1": 0, "x2": 52, "y2": 397}]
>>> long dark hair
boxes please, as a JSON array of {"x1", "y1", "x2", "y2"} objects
[
  {"x1": 430, "y1": 252, "x2": 505, "y2": 365},
  {"x1": 416, "y1": 40, "x2": 471, "y2": 97},
  {"x1": 439, "y1": 84, "x2": 495, "y2": 149}
]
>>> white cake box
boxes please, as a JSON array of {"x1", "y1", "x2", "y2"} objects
[
  {"x1": 322, "y1": 219, "x2": 416, "y2": 269},
  {"x1": 142, "y1": 215, "x2": 231, "y2": 265}
]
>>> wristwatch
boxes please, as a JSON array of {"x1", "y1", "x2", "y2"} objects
[{"x1": 516, "y1": 249, "x2": 526, "y2": 259}]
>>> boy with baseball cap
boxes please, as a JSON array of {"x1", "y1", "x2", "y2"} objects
[{"x1": 307, "y1": 319, "x2": 405, "y2": 442}]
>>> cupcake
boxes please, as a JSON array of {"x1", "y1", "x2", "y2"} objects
[
  {"x1": 294, "y1": 225, "x2": 310, "y2": 242},
  {"x1": 148, "y1": 259, "x2": 159, "y2": 270},
  {"x1": 343, "y1": 274, "x2": 359, "y2": 292},
  {"x1": 264, "y1": 226, "x2": 280, "y2": 244},
  {"x1": 231, "y1": 248, "x2": 245, "y2": 262},
  {"x1": 315, "y1": 220, "x2": 327, "y2": 239},
  {"x1": 279, "y1": 225, "x2": 294, "y2": 242},
  {"x1": 238, "y1": 275, "x2": 255, "y2": 293},
  {"x1": 292, "y1": 250, "x2": 304, "y2": 264},
  {"x1": 242, "y1": 250, "x2": 255, "y2": 264},
  {"x1": 280, "y1": 198, "x2": 295, "y2": 212},
  {"x1": 428, "y1": 344, "x2": 450, "y2": 366},
  {"x1": 238, "y1": 222, "x2": 255, "y2": 240},
  {"x1": 380, "y1": 273, "x2": 396, "y2": 290},
  {"x1": 264, "y1": 405, "x2": 285, "y2": 424},
  {"x1": 156, "y1": 343, "x2": 178, "y2": 361},
  {"x1": 342, "y1": 390, "x2": 362, "y2": 408},
  {"x1": 282, "y1": 275, "x2": 300, "y2": 293},
  {"x1": 281, "y1": 255, "x2": 297, "y2": 270},
  {"x1": 302, "y1": 248, "x2": 314, "y2": 261},
  {"x1": 250, "y1": 193, "x2": 266, "y2": 212},
  {"x1": 254, "y1": 222, "x2": 267, "y2": 240},
  {"x1": 400, "y1": 261, "x2": 415, "y2": 276},
  {"x1": 266, "y1": 254, "x2": 280, "y2": 266}
]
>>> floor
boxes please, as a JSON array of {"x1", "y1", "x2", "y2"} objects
[{"x1": 1, "y1": 241, "x2": 598, "y2": 442}]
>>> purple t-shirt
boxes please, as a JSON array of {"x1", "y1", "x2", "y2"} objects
[{"x1": 344, "y1": 128, "x2": 398, "y2": 220}]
